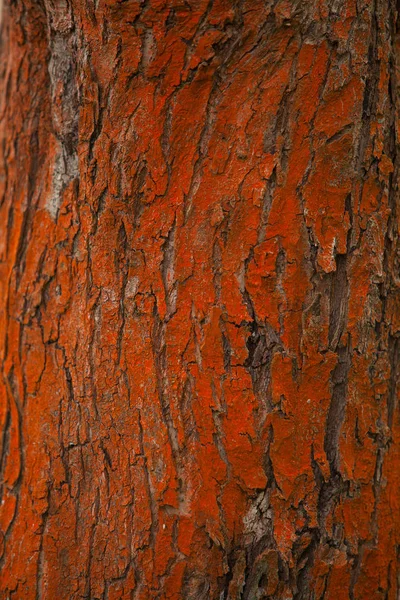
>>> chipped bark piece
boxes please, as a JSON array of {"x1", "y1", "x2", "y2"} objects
[{"x1": 0, "y1": 0, "x2": 399, "y2": 599}]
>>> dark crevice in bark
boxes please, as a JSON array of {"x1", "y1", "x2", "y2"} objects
[
  {"x1": 243, "y1": 549, "x2": 277, "y2": 600},
  {"x1": 242, "y1": 508, "x2": 277, "y2": 600},
  {"x1": 263, "y1": 429, "x2": 281, "y2": 497},
  {"x1": 349, "y1": 541, "x2": 366, "y2": 600},
  {"x1": 137, "y1": 408, "x2": 158, "y2": 554},
  {"x1": 387, "y1": 334, "x2": 399, "y2": 429},
  {"x1": 181, "y1": 569, "x2": 210, "y2": 600},
  {"x1": 328, "y1": 253, "x2": 349, "y2": 351},
  {"x1": 0, "y1": 404, "x2": 11, "y2": 505},
  {"x1": 245, "y1": 321, "x2": 282, "y2": 414},
  {"x1": 325, "y1": 341, "x2": 352, "y2": 475},
  {"x1": 356, "y1": 0, "x2": 380, "y2": 174},
  {"x1": 212, "y1": 239, "x2": 223, "y2": 305},
  {"x1": 151, "y1": 301, "x2": 186, "y2": 511},
  {"x1": 293, "y1": 531, "x2": 319, "y2": 600},
  {"x1": 382, "y1": 0, "x2": 399, "y2": 434},
  {"x1": 321, "y1": 302, "x2": 353, "y2": 536},
  {"x1": 179, "y1": 375, "x2": 199, "y2": 443},
  {"x1": 318, "y1": 472, "x2": 350, "y2": 532},
  {"x1": 219, "y1": 547, "x2": 238, "y2": 600},
  {"x1": 325, "y1": 173, "x2": 353, "y2": 521}
]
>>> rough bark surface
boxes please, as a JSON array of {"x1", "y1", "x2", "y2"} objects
[{"x1": 0, "y1": 0, "x2": 399, "y2": 598}]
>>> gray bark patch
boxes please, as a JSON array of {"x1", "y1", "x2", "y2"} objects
[{"x1": 46, "y1": 145, "x2": 78, "y2": 220}]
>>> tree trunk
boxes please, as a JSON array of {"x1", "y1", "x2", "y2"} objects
[{"x1": 0, "y1": 1, "x2": 399, "y2": 598}]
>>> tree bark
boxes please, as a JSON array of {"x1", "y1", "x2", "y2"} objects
[{"x1": 0, "y1": 0, "x2": 399, "y2": 598}]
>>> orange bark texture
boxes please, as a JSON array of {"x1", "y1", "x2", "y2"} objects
[{"x1": 0, "y1": 0, "x2": 399, "y2": 598}]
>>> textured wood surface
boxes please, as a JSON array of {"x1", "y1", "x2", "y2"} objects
[{"x1": 0, "y1": 1, "x2": 399, "y2": 598}]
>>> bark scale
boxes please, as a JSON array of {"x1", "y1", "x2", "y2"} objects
[{"x1": 0, "y1": 0, "x2": 399, "y2": 598}]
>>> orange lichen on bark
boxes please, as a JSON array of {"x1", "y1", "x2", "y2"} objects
[{"x1": 0, "y1": 0, "x2": 399, "y2": 598}]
